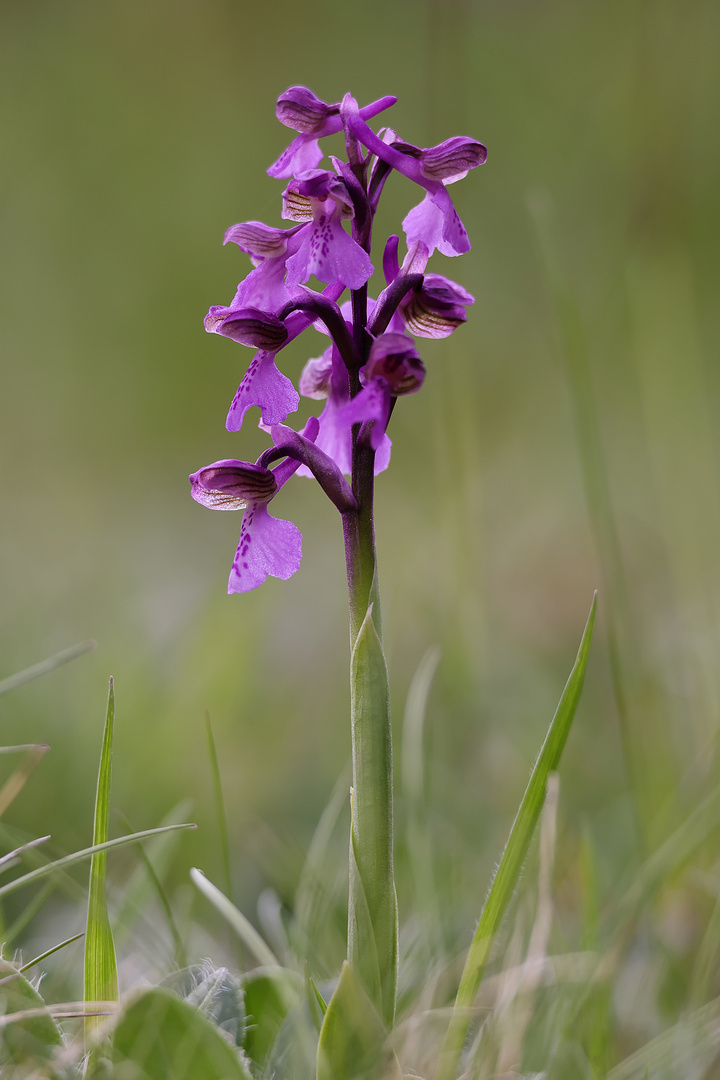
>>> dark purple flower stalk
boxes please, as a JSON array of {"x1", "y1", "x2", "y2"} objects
[{"x1": 190, "y1": 85, "x2": 485, "y2": 1029}]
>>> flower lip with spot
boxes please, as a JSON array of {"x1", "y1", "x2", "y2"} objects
[
  {"x1": 363, "y1": 333, "x2": 425, "y2": 396},
  {"x1": 190, "y1": 460, "x2": 278, "y2": 510},
  {"x1": 203, "y1": 306, "x2": 289, "y2": 350},
  {"x1": 282, "y1": 173, "x2": 374, "y2": 291},
  {"x1": 190, "y1": 418, "x2": 322, "y2": 593}
]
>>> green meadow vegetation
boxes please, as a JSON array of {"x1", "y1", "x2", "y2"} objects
[{"x1": 2, "y1": 0, "x2": 720, "y2": 1075}]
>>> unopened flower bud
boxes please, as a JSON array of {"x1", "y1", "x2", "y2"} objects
[
  {"x1": 276, "y1": 87, "x2": 336, "y2": 133},
  {"x1": 204, "y1": 307, "x2": 289, "y2": 350},
  {"x1": 364, "y1": 333, "x2": 425, "y2": 396},
  {"x1": 400, "y1": 274, "x2": 475, "y2": 339},
  {"x1": 420, "y1": 137, "x2": 488, "y2": 183},
  {"x1": 299, "y1": 350, "x2": 333, "y2": 399},
  {"x1": 190, "y1": 461, "x2": 278, "y2": 510}
]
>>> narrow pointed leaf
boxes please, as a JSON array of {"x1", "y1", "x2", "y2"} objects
[
  {"x1": 0, "y1": 745, "x2": 49, "y2": 818},
  {"x1": 0, "y1": 639, "x2": 96, "y2": 696},
  {"x1": 0, "y1": 823, "x2": 196, "y2": 900},
  {"x1": 348, "y1": 605, "x2": 397, "y2": 1027},
  {"x1": 190, "y1": 867, "x2": 279, "y2": 968},
  {"x1": 205, "y1": 714, "x2": 233, "y2": 900},
  {"x1": 20, "y1": 932, "x2": 85, "y2": 973},
  {"x1": 435, "y1": 594, "x2": 596, "y2": 1080},
  {"x1": 84, "y1": 677, "x2": 119, "y2": 1052}
]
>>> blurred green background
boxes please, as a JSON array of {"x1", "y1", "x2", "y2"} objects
[{"x1": 2, "y1": 0, "x2": 720, "y2": 1014}]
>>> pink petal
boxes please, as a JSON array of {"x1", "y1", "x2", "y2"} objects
[
  {"x1": 225, "y1": 351, "x2": 299, "y2": 432},
  {"x1": 228, "y1": 503, "x2": 302, "y2": 593}
]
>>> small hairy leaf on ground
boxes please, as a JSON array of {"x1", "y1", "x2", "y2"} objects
[
  {"x1": 111, "y1": 987, "x2": 253, "y2": 1080},
  {"x1": 0, "y1": 957, "x2": 63, "y2": 1069}
]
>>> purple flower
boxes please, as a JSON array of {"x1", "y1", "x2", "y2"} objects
[
  {"x1": 298, "y1": 315, "x2": 392, "y2": 476},
  {"x1": 190, "y1": 416, "x2": 358, "y2": 593},
  {"x1": 223, "y1": 282, "x2": 345, "y2": 433},
  {"x1": 398, "y1": 272, "x2": 474, "y2": 338},
  {"x1": 335, "y1": 333, "x2": 425, "y2": 450},
  {"x1": 225, "y1": 349, "x2": 300, "y2": 433},
  {"x1": 206, "y1": 222, "x2": 306, "y2": 332},
  {"x1": 190, "y1": 452, "x2": 302, "y2": 594},
  {"x1": 378, "y1": 235, "x2": 475, "y2": 337},
  {"x1": 282, "y1": 171, "x2": 373, "y2": 290},
  {"x1": 203, "y1": 307, "x2": 289, "y2": 350},
  {"x1": 347, "y1": 117, "x2": 486, "y2": 257},
  {"x1": 268, "y1": 90, "x2": 397, "y2": 179}
]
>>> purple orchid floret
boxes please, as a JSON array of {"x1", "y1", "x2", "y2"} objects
[
  {"x1": 298, "y1": 341, "x2": 392, "y2": 475},
  {"x1": 399, "y1": 274, "x2": 474, "y2": 338},
  {"x1": 190, "y1": 450, "x2": 301, "y2": 593},
  {"x1": 346, "y1": 116, "x2": 486, "y2": 257},
  {"x1": 276, "y1": 86, "x2": 340, "y2": 134},
  {"x1": 336, "y1": 333, "x2": 425, "y2": 451},
  {"x1": 282, "y1": 171, "x2": 374, "y2": 290},
  {"x1": 203, "y1": 306, "x2": 289, "y2": 350},
  {"x1": 225, "y1": 349, "x2": 300, "y2": 433},
  {"x1": 268, "y1": 92, "x2": 397, "y2": 179},
  {"x1": 378, "y1": 236, "x2": 474, "y2": 338},
  {"x1": 190, "y1": 416, "x2": 358, "y2": 593},
  {"x1": 224, "y1": 282, "x2": 345, "y2": 433}
]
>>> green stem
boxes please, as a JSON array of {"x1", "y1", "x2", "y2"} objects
[{"x1": 342, "y1": 285, "x2": 397, "y2": 1027}]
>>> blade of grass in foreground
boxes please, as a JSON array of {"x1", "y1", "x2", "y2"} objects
[
  {"x1": 20, "y1": 932, "x2": 85, "y2": 973},
  {"x1": 0, "y1": 744, "x2": 50, "y2": 818},
  {"x1": 84, "y1": 677, "x2": 119, "y2": 1055},
  {"x1": 435, "y1": 594, "x2": 596, "y2": 1080},
  {"x1": 190, "y1": 868, "x2": 279, "y2": 969},
  {"x1": 0, "y1": 824, "x2": 196, "y2": 901},
  {"x1": 117, "y1": 810, "x2": 187, "y2": 968},
  {"x1": 205, "y1": 713, "x2": 233, "y2": 902},
  {"x1": 0, "y1": 640, "x2": 96, "y2": 696}
]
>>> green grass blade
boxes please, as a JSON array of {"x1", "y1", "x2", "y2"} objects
[
  {"x1": 0, "y1": 745, "x2": 50, "y2": 818},
  {"x1": 20, "y1": 932, "x2": 85, "y2": 973},
  {"x1": 435, "y1": 594, "x2": 596, "y2": 1080},
  {"x1": 0, "y1": 835, "x2": 51, "y2": 875},
  {"x1": 0, "y1": 640, "x2": 96, "y2": 696},
  {"x1": 293, "y1": 766, "x2": 350, "y2": 969},
  {"x1": 114, "y1": 797, "x2": 194, "y2": 940},
  {"x1": 0, "y1": 744, "x2": 51, "y2": 755},
  {"x1": 0, "y1": 823, "x2": 196, "y2": 901},
  {"x1": 117, "y1": 810, "x2": 187, "y2": 968},
  {"x1": 84, "y1": 677, "x2": 119, "y2": 1058},
  {"x1": 3, "y1": 881, "x2": 56, "y2": 946},
  {"x1": 205, "y1": 713, "x2": 233, "y2": 902},
  {"x1": 401, "y1": 646, "x2": 442, "y2": 957},
  {"x1": 190, "y1": 868, "x2": 279, "y2": 968}
]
